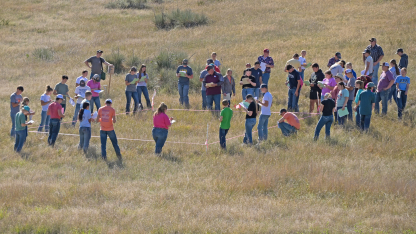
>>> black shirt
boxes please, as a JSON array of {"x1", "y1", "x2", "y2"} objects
[
  {"x1": 310, "y1": 69, "x2": 324, "y2": 92},
  {"x1": 241, "y1": 75, "x2": 256, "y2": 89},
  {"x1": 288, "y1": 70, "x2": 300, "y2": 89},
  {"x1": 246, "y1": 102, "x2": 257, "y2": 119},
  {"x1": 321, "y1": 99, "x2": 335, "y2": 116}
]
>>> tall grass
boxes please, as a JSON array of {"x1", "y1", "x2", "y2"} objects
[
  {"x1": 105, "y1": 0, "x2": 147, "y2": 9},
  {"x1": 32, "y1": 48, "x2": 54, "y2": 61},
  {"x1": 105, "y1": 49, "x2": 125, "y2": 74},
  {"x1": 154, "y1": 9, "x2": 208, "y2": 30}
]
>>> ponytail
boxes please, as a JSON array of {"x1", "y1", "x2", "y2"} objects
[
  {"x1": 391, "y1": 59, "x2": 400, "y2": 75},
  {"x1": 21, "y1": 97, "x2": 29, "y2": 108},
  {"x1": 154, "y1": 102, "x2": 167, "y2": 117},
  {"x1": 78, "y1": 102, "x2": 89, "y2": 122},
  {"x1": 46, "y1": 85, "x2": 53, "y2": 92}
]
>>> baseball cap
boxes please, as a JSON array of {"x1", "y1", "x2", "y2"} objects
[
  {"x1": 92, "y1": 74, "x2": 100, "y2": 80},
  {"x1": 367, "y1": 82, "x2": 375, "y2": 88},
  {"x1": 245, "y1": 63, "x2": 251, "y2": 67},
  {"x1": 382, "y1": 62, "x2": 389, "y2": 67},
  {"x1": 363, "y1": 49, "x2": 371, "y2": 54},
  {"x1": 80, "y1": 80, "x2": 86, "y2": 87},
  {"x1": 396, "y1": 48, "x2": 403, "y2": 54},
  {"x1": 23, "y1": 106, "x2": 30, "y2": 111},
  {"x1": 335, "y1": 52, "x2": 341, "y2": 59},
  {"x1": 182, "y1": 59, "x2": 188, "y2": 65},
  {"x1": 105, "y1": 99, "x2": 112, "y2": 104},
  {"x1": 207, "y1": 58, "x2": 214, "y2": 64},
  {"x1": 56, "y1": 94, "x2": 64, "y2": 99},
  {"x1": 335, "y1": 73, "x2": 344, "y2": 79},
  {"x1": 345, "y1": 69, "x2": 352, "y2": 74},
  {"x1": 97, "y1": 50, "x2": 103, "y2": 53},
  {"x1": 369, "y1": 38, "x2": 376, "y2": 42},
  {"x1": 263, "y1": 48, "x2": 269, "y2": 53},
  {"x1": 260, "y1": 84, "x2": 268, "y2": 89}
]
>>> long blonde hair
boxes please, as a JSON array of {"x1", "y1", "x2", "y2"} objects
[{"x1": 154, "y1": 102, "x2": 167, "y2": 116}]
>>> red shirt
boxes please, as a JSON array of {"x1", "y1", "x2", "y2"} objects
[
  {"x1": 331, "y1": 86, "x2": 340, "y2": 100},
  {"x1": 48, "y1": 102, "x2": 63, "y2": 119},
  {"x1": 205, "y1": 65, "x2": 220, "y2": 73},
  {"x1": 153, "y1": 113, "x2": 171, "y2": 130},
  {"x1": 283, "y1": 112, "x2": 300, "y2": 130}
]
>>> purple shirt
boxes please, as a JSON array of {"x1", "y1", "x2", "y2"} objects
[
  {"x1": 322, "y1": 77, "x2": 337, "y2": 97},
  {"x1": 257, "y1": 55, "x2": 274, "y2": 73},
  {"x1": 377, "y1": 70, "x2": 394, "y2": 92},
  {"x1": 327, "y1": 57, "x2": 339, "y2": 68}
]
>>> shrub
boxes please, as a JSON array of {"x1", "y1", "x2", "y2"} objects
[
  {"x1": 155, "y1": 51, "x2": 188, "y2": 70},
  {"x1": 106, "y1": 0, "x2": 147, "y2": 9},
  {"x1": 105, "y1": 49, "x2": 125, "y2": 74},
  {"x1": 32, "y1": 48, "x2": 54, "y2": 61},
  {"x1": 154, "y1": 9, "x2": 208, "y2": 30},
  {"x1": 125, "y1": 52, "x2": 142, "y2": 68}
]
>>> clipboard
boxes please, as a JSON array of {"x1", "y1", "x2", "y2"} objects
[{"x1": 241, "y1": 78, "x2": 250, "y2": 85}]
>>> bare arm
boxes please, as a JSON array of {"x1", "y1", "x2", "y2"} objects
[
  {"x1": 58, "y1": 109, "x2": 65, "y2": 118},
  {"x1": 113, "y1": 115, "x2": 117, "y2": 124},
  {"x1": 85, "y1": 61, "x2": 91, "y2": 68},
  {"x1": 278, "y1": 117, "x2": 285, "y2": 123},
  {"x1": 219, "y1": 116, "x2": 223, "y2": 122},
  {"x1": 53, "y1": 90, "x2": 58, "y2": 95},
  {"x1": 375, "y1": 55, "x2": 384, "y2": 65}
]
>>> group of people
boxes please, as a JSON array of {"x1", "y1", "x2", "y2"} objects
[{"x1": 9, "y1": 37, "x2": 411, "y2": 158}]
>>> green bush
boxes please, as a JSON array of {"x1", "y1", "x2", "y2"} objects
[
  {"x1": 32, "y1": 48, "x2": 54, "y2": 61},
  {"x1": 105, "y1": 49, "x2": 125, "y2": 74},
  {"x1": 155, "y1": 51, "x2": 188, "y2": 70},
  {"x1": 125, "y1": 52, "x2": 142, "y2": 68},
  {"x1": 105, "y1": 0, "x2": 147, "y2": 9},
  {"x1": 154, "y1": 9, "x2": 208, "y2": 30}
]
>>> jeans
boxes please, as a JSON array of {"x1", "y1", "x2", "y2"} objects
[
  {"x1": 38, "y1": 110, "x2": 50, "y2": 132},
  {"x1": 48, "y1": 119, "x2": 61, "y2": 146},
  {"x1": 288, "y1": 88, "x2": 299, "y2": 112},
  {"x1": 152, "y1": 127, "x2": 168, "y2": 154},
  {"x1": 375, "y1": 89, "x2": 389, "y2": 115},
  {"x1": 254, "y1": 88, "x2": 260, "y2": 99},
  {"x1": 178, "y1": 83, "x2": 189, "y2": 107},
  {"x1": 137, "y1": 86, "x2": 151, "y2": 108},
  {"x1": 125, "y1": 91, "x2": 139, "y2": 114},
  {"x1": 397, "y1": 91, "x2": 407, "y2": 119},
  {"x1": 201, "y1": 90, "x2": 207, "y2": 110},
  {"x1": 372, "y1": 63, "x2": 380, "y2": 87},
  {"x1": 257, "y1": 115, "x2": 270, "y2": 141},
  {"x1": 242, "y1": 88, "x2": 254, "y2": 100},
  {"x1": 279, "y1": 122, "x2": 297, "y2": 136},
  {"x1": 337, "y1": 107, "x2": 347, "y2": 125},
  {"x1": 219, "y1": 128, "x2": 229, "y2": 149},
  {"x1": 10, "y1": 112, "x2": 16, "y2": 137},
  {"x1": 314, "y1": 115, "x2": 333, "y2": 140},
  {"x1": 79, "y1": 127, "x2": 91, "y2": 152},
  {"x1": 243, "y1": 118, "x2": 256, "y2": 144},
  {"x1": 355, "y1": 107, "x2": 361, "y2": 127},
  {"x1": 72, "y1": 104, "x2": 81, "y2": 126},
  {"x1": 388, "y1": 85, "x2": 397, "y2": 104},
  {"x1": 296, "y1": 87, "x2": 302, "y2": 111},
  {"x1": 90, "y1": 96, "x2": 101, "y2": 113},
  {"x1": 206, "y1": 94, "x2": 221, "y2": 111},
  {"x1": 347, "y1": 100, "x2": 353, "y2": 120},
  {"x1": 360, "y1": 114, "x2": 372, "y2": 131},
  {"x1": 100, "y1": 130, "x2": 122, "y2": 160},
  {"x1": 14, "y1": 130, "x2": 27, "y2": 152},
  {"x1": 262, "y1": 73, "x2": 270, "y2": 85},
  {"x1": 299, "y1": 69, "x2": 305, "y2": 80}
]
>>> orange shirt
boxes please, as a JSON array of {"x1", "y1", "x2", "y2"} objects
[
  {"x1": 98, "y1": 106, "x2": 116, "y2": 131},
  {"x1": 283, "y1": 112, "x2": 300, "y2": 130}
]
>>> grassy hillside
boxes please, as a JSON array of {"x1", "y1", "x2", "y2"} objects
[{"x1": 0, "y1": 0, "x2": 416, "y2": 232}]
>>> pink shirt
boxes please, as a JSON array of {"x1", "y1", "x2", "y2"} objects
[
  {"x1": 48, "y1": 102, "x2": 63, "y2": 119},
  {"x1": 153, "y1": 113, "x2": 171, "y2": 130},
  {"x1": 322, "y1": 77, "x2": 336, "y2": 97},
  {"x1": 87, "y1": 80, "x2": 101, "y2": 97}
]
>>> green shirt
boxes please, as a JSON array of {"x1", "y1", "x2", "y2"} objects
[
  {"x1": 15, "y1": 112, "x2": 26, "y2": 131},
  {"x1": 54, "y1": 82, "x2": 69, "y2": 104},
  {"x1": 220, "y1": 107, "x2": 233, "y2": 129}
]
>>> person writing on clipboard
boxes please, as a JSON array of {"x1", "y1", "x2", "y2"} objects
[
  {"x1": 257, "y1": 48, "x2": 274, "y2": 85},
  {"x1": 239, "y1": 69, "x2": 257, "y2": 101}
]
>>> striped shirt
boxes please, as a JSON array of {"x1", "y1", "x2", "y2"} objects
[{"x1": 365, "y1": 44, "x2": 384, "y2": 63}]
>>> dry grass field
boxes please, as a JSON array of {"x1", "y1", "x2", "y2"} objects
[{"x1": 1, "y1": 0, "x2": 416, "y2": 233}]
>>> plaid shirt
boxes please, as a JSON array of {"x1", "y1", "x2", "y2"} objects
[
  {"x1": 366, "y1": 44, "x2": 384, "y2": 63},
  {"x1": 257, "y1": 55, "x2": 274, "y2": 73},
  {"x1": 327, "y1": 57, "x2": 339, "y2": 68}
]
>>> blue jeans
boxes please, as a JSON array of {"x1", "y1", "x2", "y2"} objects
[
  {"x1": 296, "y1": 87, "x2": 302, "y2": 111},
  {"x1": 38, "y1": 110, "x2": 50, "y2": 132},
  {"x1": 397, "y1": 91, "x2": 407, "y2": 119},
  {"x1": 206, "y1": 94, "x2": 221, "y2": 111},
  {"x1": 137, "y1": 86, "x2": 151, "y2": 108},
  {"x1": 10, "y1": 112, "x2": 16, "y2": 137},
  {"x1": 337, "y1": 107, "x2": 347, "y2": 125},
  {"x1": 299, "y1": 69, "x2": 305, "y2": 80},
  {"x1": 79, "y1": 127, "x2": 91, "y2": 152},
  {"x1": 388, "y1": 85, "x2": 397, "y2": 104},
  {"x1": 178, "y1": 83, "x2": 189, "y2": 107},
  {"x1": 372, "y1": 63, "x2": 380, "y2": 87},
  {"x1": 48, "y1": 119, "x2": 61, "y2": 146},
  {"x1": 314, "y1": 115, "x2": 333, "y2": 140},
  {"x1": 14, "y1": 130, "x2": 27, "y2": 152},
  {"x1": 219, "y1": 128, "x2": 229, "y2": 149},
  {"x1": 90, "y1": 96, "x2": 101, "y2": 113},
  {"x1": 125, "y1": 91, "x2": 139, "y2": 114},
  {"x1": 279, "y1": 122, "x2": 297, "y2": 136},
  {"x1": 355, "y1": 107, "x2": 361, "y2": 127},
  {"x1": 288, "y1": 88, "x2": 299, "y2": 112},
  {"x1": 375, "y1": 89, "x2": 389, "y2": 115},
  {"x1": 360, "y1": 114, "x2": 372, "y2": 131},
  {"x1": 242, "y1": 88, "x2": 254, "y2": 100},
  {"x1": 201, "y1": 90, "x2": 207, "y2": 109},
  {"x1": 347, "y1": 100, "x2": 353, "y2": 120},
  {"x1": 72, "y1": 104, "x2": 81, "y2": 126},
  {"x1": 100, "y1": 130, "x2": 121, "y2": 160},
  {"x1": 257, "y1": 115, "x2": 270, "y2": 141},
  {"x1": 152, "y1": 127, "x2": 168, "y2": 154},
  {"x1": 243, "y1": 118, "x2": 256, "y2": 144},
  {"x1": 254, "y1": 88, "x2": 260, "y2": 99},
  {"x1": 262, "y1": 73, "x2": 270, "y2": 85}
]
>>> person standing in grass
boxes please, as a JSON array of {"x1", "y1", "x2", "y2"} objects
[
  {"x1": 345, "y1": 69, "x2": 356, "y2": 121},
  {"x1": 10, "y1": 86, "x2": 24, "y2": 137},
  {"x1": 355, "y1": 82, "x2": 376, "y2": 132},
  {"x1": 14, "y1": 106, "x2": 33, "y2": 153},
  {"x1": 257, "y1": 48, "x2": 274, "y2": 85},
  {"x1": 78, "y1": 102, "x2": 93, "y2": 154},
  {"x1": 330, "y1": 60, "x2": 345, "y2": 77},
  {"x1": 375, "y1": 62, "x2": 394, "y2": 115},
  {"x1": 87, "y1": 74, "x2": 101, "y2": 113},
  {"x1": 76, "y1": 70, "x2": 88, "y2": 87},
  {"x1": 388, "y1": 59, "x2": 400, "y2": 104},
  {"x1": 285, "y1": 64, "x2": 301, "y2": 112},
  {"x1": 336, "y1": 82, "x2": 349, "y2": 125},
  {"x1": 211, "y1": 52, "x2": 221, "y2": 71},
  {"x1": 330, "y1": 74, "x2": 344, "y2": 123},
  {"x1": 257, "y1": 84, "x2": 272, "y2": 142},
  {"x1": 124, "y1": 66, "x2": 140, "y2": 114},
  {"x1": 47, "y1": 94, "x2": 65, "y2": 146},
  {"x1": 314, "y1": 93, "x2": 335, "y2": 141},
  {"x1": 81, "y1": 91, "x2": 93, "y2": 105},
  {"x1": 239, "y1": 68, "x2": 256, "y2": 101},
  {"x1": 309, "y1": 63, "x2": 324, "y2": 113},
  {"x1": 354, "y1": 80, "x2": 364, "y2": 127},
  {"x1": 396, "y1": 68, "x2": 410, "y2": 119},
  {"x1": 72, "y1": 80, "x2": 91, "y2": 126},
  {"x1": 396, "y1": 48, "x2": 408, "y2": 69},
  {"x1": 136, "y1": 64, "x2": 151, "y2": 109},
  {"x1": 199, "y1": 63, "x2": 209, "y2": 110},
  {"x1": 96, "y1": 99, "x2": 122, "y2": 162},
  {"x1": 152, "y1": 102, "x2": 173, "y2": 155},
  {"x1": 38, "y1": 85, "x2": 53, "y2": 132},
  {"x1": 203, "y1": 65, "x2": 224, "y2": 112},
  {"x1": 327, "y1": 52, "x2": 341, "y2": 68},
  {"x1": 242, "y1": 94, "x2": 258, "y2": 145},
  {"x1": 299, "y1": 50, "x2": 307, "y2": 80},
  {"x1": 321, "y1": 70, "x2": 336, "y2": 102},
  {"x1": 53, "y1": 75, "x2": 69, "y2": 113},
  {"x1": 362, "y1": 49, "x2": 373, "y2": 77},
  {"x1": 84, "y1": 50, "x2": 113, "y2": 79},
  {"x1": 345, "y1": 62, "x2": 357, "y2": 80},
  {"x1": 221, "y1": 68, "x2": 235, "y2": 106},
  {"x1": 251, "y1": 61, "x2": 263, "y2": 99},
  {"x1": 364, "y1": 38, "x2": 384, "y2": 87},
  {"x1": 278, "y1": 109, "x2": 300, "y2": 137},
  {"x1": 176, "y1": 59, "x2": 193, "y2": 109},
  {"x1": 219, "y1": 99, "x2": 233, "y2": 149}
]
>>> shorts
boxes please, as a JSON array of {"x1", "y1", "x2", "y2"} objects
[{"x1": 310, "y1": 89, "x2": 321, "y2": 100}]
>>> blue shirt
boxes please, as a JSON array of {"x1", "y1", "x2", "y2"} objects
[
  {"x1": 395, "y1": 76, "x2": 410, "y2": 91},
  {"x1": 250, "y1": 68, "x2": 263, "y2": 88},
  {"x1": 359, "y1": 90, "x2": 376, "y2": 116},
  {"x1": 79, "y1": 109, "x2": 92, "y2": 128},
  {"x1": 176, "y1": 65, "x2": 193, "y2": 85}
]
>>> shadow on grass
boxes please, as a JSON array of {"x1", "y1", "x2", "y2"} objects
[
  {"x1": 107, "y1": 159, "x2": 124, "y2": 169},
  {"x1": 159, "y1": 150, "x2": 182, "y2": 163}
]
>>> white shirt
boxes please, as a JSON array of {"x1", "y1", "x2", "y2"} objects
[
  {"x1": 299, "y1": 57, "x2": 306, "y2": 70},
  {"x1": 261, "y1": 92, "x2": 273, "y2": 115},
  {"x1": 75, "y1": 86, "x2": 91, "y2": 104},
  {"x1": 76, "y1": 76, "x2": 88, "y2": 85},
  {"x1": 365, "y1": 56, "x2": 374, "y2": 74},
  {"x1": 40, "y1": 94, "x2": 51, "y2": 112}
]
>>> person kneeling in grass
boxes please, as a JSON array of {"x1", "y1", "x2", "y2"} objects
[
  {"x1": 354, "y1": 82, "x2": 376, "y2": 132},
  {"x1": 219, "y1": 99, "x2": 233, "y2": 149},
  {"x1": 14, "y1": 106, "x2": 33, "y2": 153},
  {"x1": 396, "y1": 68, "x2": 410, "y2": 119},
  {"x1": 314, "y1": 93, "x2": 335, "y2": 141},
  {"x1": 152, "y1": 102, "x2": 174, "y2": 155},
  {"x1": 278, "y1": 109, "x2": 300, "y2": 137},
  {"x1": 78, "y1": 102, "x2": 93, "y2": 154}
]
